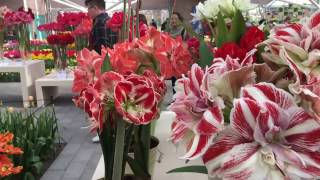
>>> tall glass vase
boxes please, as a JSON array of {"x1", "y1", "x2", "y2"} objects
[
  {"x1": 17, "y1": 24, "x2": 31, "y2": 60},
  {"x1": 53, "y1": 45, "x2": 68, "y2": 78}
]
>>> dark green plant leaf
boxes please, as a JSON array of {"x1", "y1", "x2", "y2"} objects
[
  {"x1": 167, "y1": 165, "x2": 208, "y2": 174},
  {"x1": 229, "y1": 9, "x2": 246, "y2": 43},
  {"x1": 216, "y1": 12, "x2": 228, "y2": 48},
  {"x1": 198, "y1": 39, "x2": 214, "y2": 67},
  {"x1": 125, "y1": 155, "x2": 149, "y2": 177},
  {"x1": 101, "y1": 52, "x2": 112, "y2": 73},
  {"x1": 32, "y1": 161, "x2": 43, "y2": 175}
]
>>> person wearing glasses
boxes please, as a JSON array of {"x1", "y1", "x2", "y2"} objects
[{"x1": 85, "y1": 0, "x2": 118, "y2": 54}]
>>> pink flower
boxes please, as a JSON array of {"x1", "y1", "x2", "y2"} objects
[
  {"x1": 72, "y1": 48, "x2": 104, "y2": 93},
  {"x1": 169, "y1": 64, "x2": 224, "y2": 159},
  {"x1": 114, "y1": 74, "x2": 160, "y2": 125},
  {"x1": 203, "y1": 83, "x2": 320, "y2": 179},
  {"x1": 106, "y1": 12, "x2": 125, "y2": 31}
]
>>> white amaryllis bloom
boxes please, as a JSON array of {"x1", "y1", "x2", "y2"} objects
[
  {"x1": 191, "y1": 0, "x2": 256, "y2": 21},
  {"x1": 191, "y1": 0, "x2": 219, "y2": 22}
]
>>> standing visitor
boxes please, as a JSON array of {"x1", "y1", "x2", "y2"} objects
[
  {"x1": 168, "y1": 12, "x2": 187, "y2": 40},
  {"x1": 151, "y1": 19, "x2": 157, "y2": 29},
  {"x1": 85, "y1": 0, "x2": 117, "y2": 54},
  {"x1": 168, "y1": 12, "x2": 187, "y2": 95}
]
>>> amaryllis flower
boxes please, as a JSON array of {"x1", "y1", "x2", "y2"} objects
[
  {"x1": 72, "y1": 17, "x2": 92, "y2": 37},
  {"x1": 203, "y1": 83, "x2": 320, "y2": 179},
  {"x1": 239, "y1": 26, "x2": 265, "y2": 52},
  {"x1": 106, "y1": 12, "x2": 124, "y2": 31},
  {"x1": 72, "y1": 48, "x2": 104, "y2": 93},
  {"x1": 38, "y1": 22, "x2": 65, "y2": 32},
  {"x1": 47, "y1": 34, "x2": 59, "y2": 45},
  {"x1": 201, "y1": 50, "x2": 257, "y2": 104},
  {"x1": 214, "y1": 42, "x2": 247, "y2": 63},
  {"x1": 58, "y1": 33, "x2": 75, "y2": 46},
  {"x1": 263, "y1": 18, "x2": 320, "y2": 77},
  {"x1": 169, "y1": 64, "x2": 224, "y2": 159},
  {"x1": 289, "y1": 69, "x2": 320, "y2": 121},
  {"x1": 114, "y1": 74, "x2": 160, "y2": 125}
]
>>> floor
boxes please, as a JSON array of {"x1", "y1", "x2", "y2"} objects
[{"x1": 0, "y1": 81, "x2": 208, "y2": 180}]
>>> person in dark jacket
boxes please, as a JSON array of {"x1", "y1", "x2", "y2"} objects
[{"x1": 85, "y1": 0, "x2": 117, "y2": 54}]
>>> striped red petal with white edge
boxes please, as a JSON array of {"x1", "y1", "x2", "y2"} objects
[
  {"x1": 241, "y1": 82, "x2": 295, "y2": 109},
  {"x1": 114, "y1": 79, "x2": 159, "y2": 125},
  {"x1": 181, "y1": 105, "x2": 224, "y2": 160},
  {"x1": 308, "y1": 10, "x2": 320, "y2": 29},
  {"x1": 94, "y1": 71, "x2": 124, "y2": 97}
]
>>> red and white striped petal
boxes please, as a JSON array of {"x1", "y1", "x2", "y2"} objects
[
  {"x1": 203, "y1": 131, "x2": 250, "y2": 176},
  {"x1": 215, "y1": 143, "x2": 283, "y2": 180},
  {"x1": 308, "y1": 10, "x2": 320, "y2": 29},
  {"x1": 241, "y1": 82, "x2": 295, "y2": 110},
  {"x1": 94, "y1": 71, "x2": 124, "y2": 97},
  {"x1": 181, "y1": 134, "x2": 216, "y2": 160},
  {"x1": 188, "y1": 64, "x2": 204, "y2": 97},
  {"x1": 231, "y1": 98, "x2": 260, "y2": 141},
  {"x1": 170, "y1": 120, "x2": 189, "y2": 144},
  {"x1": 284, "y1": 107, "x2": 320, "y2": 151},
  {"x1": 195, "y1": 105, "x2": 224, "y2": 135}
]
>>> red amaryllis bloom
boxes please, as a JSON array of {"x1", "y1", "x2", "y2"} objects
[
  {"x1": 169, "y1": 64, "x2": 224, "y2": 159},
  {"x1": 142, "y1": 70, "x2": 167, "y2": 99},
  {"x1": 72, "y1": 17, "x2": 92, "y2": 37},
  {"x1": 203, "y1": 83, "x2": 320, "y2": 179},
  {"x1": 239, "y1": 26, "x2": 265, "y2": 52},
  {"x1": 67, "y1": 50, "x2": 76, "y2": 58},
  {"x1": 72, "y1": 48, "x2": 104, "y2": 93},
  {"x1": 107, "y1": 12, "x2": 125, "y2": 31},
  {"x1": 114, "y1": 74, "x2": 160, "y2": 125},
  {"x1": 214, "y1": 42, "x2": 247, "y2": 63},
  {"x1": 107, "y1": 41, "x2": 139, "y2": 73},
  {"x1": 58, "y1": 33, "x2": 74, "y2": 46},
  {"x1": 38, "y1": 22, "x2": 65, "y2": 31},
  {"x1": 18, "y1": 7, "x2": 34, "y2": 19},
  {"x1": 187, "y1": 37, "x2": 200, "y2": 50},
  {"x1": 47, "y1": 34, "x2": 59, "y2": 45}
]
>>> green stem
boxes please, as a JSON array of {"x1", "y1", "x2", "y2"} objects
[
  {"x1": 112, "y1": 119, "x2": 126, "y2": 180},
  {"x1": 121, "y1": 0, "x2": 127, "y2": 41},
  {"x1": 140, "y1": 124, "x2": 151, "y2": 174}
]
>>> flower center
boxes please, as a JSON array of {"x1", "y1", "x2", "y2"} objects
[{"x1": 260, "y1": 148, "x2": 276, "y2": 166}]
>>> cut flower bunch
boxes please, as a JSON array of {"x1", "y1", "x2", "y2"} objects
[
  {"x1": 72, "y1": 0, "x2": 192, "y2": 179},
  {"x1": 168, "y1": 1, "x2": 320, "y2": 179}
]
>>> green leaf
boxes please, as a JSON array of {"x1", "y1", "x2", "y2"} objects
[
  {"x1": 101, "y1": 52, "x2": 112, "y2": 73},
  {"x1": 125, "y1": 155, "x2": 149, "y2": 177},
  {"x1": 228, "y1": 9, "x2": 246, "y2": 43},
  {"x1": 198, "y1": 39, "x2": 213, "y2": 68},
  {"x1": 216, "y1": 12, "x2": 228, "y2": 48},
  {"x1": 32, "y1": 161, "x2": 43, "y2": 175},
  {"x1": 167, "y1": 166, "x2": 208, "y2": 174}
]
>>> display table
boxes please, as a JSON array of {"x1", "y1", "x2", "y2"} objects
[
  {"x1": 35, "y1": 71, "x2": 74, "y2": 107},
  {"x1": 0, "y1": 60, "x2": 45, "y2": 107},
  {"x1": 91, "y1": 111, "x2": 208, "y2": 180}
]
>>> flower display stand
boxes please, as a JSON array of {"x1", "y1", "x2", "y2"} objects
[
  {"x1": 35, "y1": 71, "x2": 74, "y2": 107},
  {"x1": 91, "y1": 111, "x2": 208, "y2": 180},
  {"x1": 0, "y1": 59, "x2": 45, "y2": 107}
]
